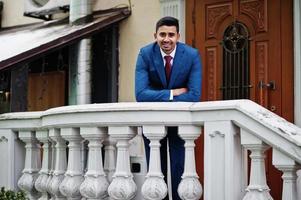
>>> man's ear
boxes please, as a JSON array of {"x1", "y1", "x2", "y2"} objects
[
  {"x1": 154, "y1": 32, "x2": 157, "y2": 40},
  {"x1": 177, "y1": 33, "x2": 181, "y2": 41}
]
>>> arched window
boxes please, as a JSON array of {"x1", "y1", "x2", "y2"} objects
[{"x1": 221, "y1": 22, "x2": 250, "y2": 100}]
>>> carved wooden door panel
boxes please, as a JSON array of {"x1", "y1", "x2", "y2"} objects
[{"x1": 186, "y1": 0, "x2": 293, "y2": 199}]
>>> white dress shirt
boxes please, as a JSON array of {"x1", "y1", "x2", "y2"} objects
[{"x1": 160, "y1": 46, "x2": 177, "y2": 100}]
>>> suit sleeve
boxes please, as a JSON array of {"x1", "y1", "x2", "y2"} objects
[
  {"x1": 135, "y1": 50, "x2": 171, "y2": 102},
  {"x1": 173, "y1": 50, "x2": 202, "y2": 102}
]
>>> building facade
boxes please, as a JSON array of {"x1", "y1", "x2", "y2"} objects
[{"x1": 0, "y1": 1, "x2": 301, "y2": 200}]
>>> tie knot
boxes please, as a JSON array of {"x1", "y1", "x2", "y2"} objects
[{"x1": 164, "y1": 55, "x2": 172, "y2": 63}]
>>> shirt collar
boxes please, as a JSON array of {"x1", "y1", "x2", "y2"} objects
[{"x1": 160, "y1": 45, "x2": 177, "y2": 59}]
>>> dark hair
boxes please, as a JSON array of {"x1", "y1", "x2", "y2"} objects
[{"x1": 155, "y1": 16, "x2": 179, "y2": 33}]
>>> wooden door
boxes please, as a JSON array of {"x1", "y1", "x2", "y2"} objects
[
  {"x1": 186, "y1": 0, "x2": 293, "y2": 199},
  {"x1": 27, "y1": 71, "x2": 66, "y2": 111}
]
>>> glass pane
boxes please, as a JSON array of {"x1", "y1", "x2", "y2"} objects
[{"x1": 221, "y1": 22, "x2": 250, "y2": 100}]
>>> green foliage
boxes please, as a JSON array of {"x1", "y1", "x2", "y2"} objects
[{"x1": 0, "y1": 187, "x2": 27, "y2": 200}]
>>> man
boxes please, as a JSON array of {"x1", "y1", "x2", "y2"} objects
[{"x1": 135, "y1": 16, "x2": 202, "y2": 199}]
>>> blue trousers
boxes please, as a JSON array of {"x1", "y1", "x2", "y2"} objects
[{"x1": 143, "y1": 127, "x2": 185, "y2": 200}]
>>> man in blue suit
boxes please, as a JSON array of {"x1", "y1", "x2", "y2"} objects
[{"x1": 135, "y1": 16, "x2": 202, "y2": 200}]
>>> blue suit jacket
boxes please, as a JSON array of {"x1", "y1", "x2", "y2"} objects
[{"x1": 135, "y1": 42, "x2": 202, "y2": 102}]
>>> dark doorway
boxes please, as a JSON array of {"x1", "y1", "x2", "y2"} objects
[{"x1": 91, "y1": 25, "x2": 119, "y2": 103}]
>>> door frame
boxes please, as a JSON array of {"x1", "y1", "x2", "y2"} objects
[{"x1": 294, "y1": 0, "x2": 301, "y2": 127}]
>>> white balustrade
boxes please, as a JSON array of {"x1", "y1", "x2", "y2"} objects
[
  {"x1": 35, "y1": 130, "x2": 51, "y2": 200},
  {"x1": 177, "y1": 125, "x2": 203, "y2": 200},
  {"x1": 103, "y1": 136, "x2": 117, "y2": 183},
  {"x1": 141, "y1": 125, "x2": 168, "y2": 200},
  {"x1": 47, "y1": 128, "x2": 67, "y2": 199},
  {"x1": 59, "y1": 128, "x2": 84, "y2": 199},
  {"x1": 46, "y1": 135, "x2": 56, "y2": 199},
  {"x1": 241, "y1": 130, "x2": 272, "y2": 200},
  {"x1": 107, "y1": 126, "x2": 137, "y2": 200},
  {"x1": 273, "y1": 149, "x2": 300, "y2": 200},
  {"x1": 204, "y1": 121, "x2": 246, "y2": 200},
  {"x1": 0, "y1": 100, "x2": 301, "y2": 200},
  {"x1": 297, "y1": 170, "x2": 301, "y2": 199},
  {"x1": 17, "y1": 130, "x2": 41, "y2": 200},
  {"x1": 79, "y1": 127, "x2": 109, "y2": 199},
  {"x1": 0, "y1": 128, "x2": 23, "y2": 190}
]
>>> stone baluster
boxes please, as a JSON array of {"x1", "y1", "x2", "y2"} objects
[
  {"x1": 18, "y1": 130, "x2": 41, "y2": 199},
  {"x1": 177, "y1": 125, "x2": 203, "y2": 200},
  {"x1": 35, "y1": 130, "x2": 52, "y2": 200},
  {"x1": 107, "y1": 126, "x2": 137, "y2": 200},
  {"x1": 204, "y1": 121, "x2": 246, "y2": 200},
  {"x1": 79, "y1": 127, "x2": 109, "y2": 199},
  {"x1": 273, "y1": 149, "x2": 300, "y2": 200},
  {"x1": 47, "y1": 128, "x2": 67, "y2": 200},
  {"x1": 297, "y1": 170, "x2": 301, "y2": 199},
  {"x1": 141, "y1": 125, "x2": 168, "y2": 200},
  {"x1": 59, "y1": 128, "x2": 84, "y2": 200},
  {"x1": 103, "y1": 136, "x2": 117, "y2": 183},
  {"x1": 241, "y1": 129, "x2": 272, "y2": 200},
  {"x1": 46, "y1": 137, "x2": 56, "y2": 200}
]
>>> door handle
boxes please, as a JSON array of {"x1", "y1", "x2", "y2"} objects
[
  {"x1": 258, "y1": 80, "x2": 276, "y2": 107},
  {"x1": 258, "y1": 80, "x2": 276, "y2": 90}
]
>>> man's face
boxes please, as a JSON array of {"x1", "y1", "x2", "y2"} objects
[{"x1": 154, "y1": 25, "x2": 180, "y2": 54}]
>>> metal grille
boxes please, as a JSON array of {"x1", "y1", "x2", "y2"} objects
[{"x1": 221, "y1": 22, "x2": 250, "y2": 100}]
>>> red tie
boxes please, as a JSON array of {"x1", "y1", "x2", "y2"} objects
[{"x1": 164, "y1": 55, "x2": 172, "y2": 82}]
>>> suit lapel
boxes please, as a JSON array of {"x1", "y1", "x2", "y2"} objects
[
  {"x1": 153, "y1": 44, "x2": 167, "y2": 87},
  {"x1": 169, "y1": 43, "x2": 185, "y2": 88}
]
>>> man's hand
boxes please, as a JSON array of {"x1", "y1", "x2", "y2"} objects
[{"x1": 172, "y1": 88, "x2": 188, "y2": 96}]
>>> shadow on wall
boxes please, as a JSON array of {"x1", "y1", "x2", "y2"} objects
[{"x1": 0, "y1": 1, "x2": 3, "y2": 28}]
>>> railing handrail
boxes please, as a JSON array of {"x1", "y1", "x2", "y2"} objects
[
  {"x1": 191, "y1": 100, "x2": 301, "y2": 145},
  {"x1": 0, "y1": 111, "x2": 43, "y2": 120},
  {"x1": 1, "y1": 100, "x2": 301, "y2": 161}
]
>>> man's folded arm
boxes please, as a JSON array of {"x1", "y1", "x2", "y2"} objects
[
  {"x1": 173, "y1": 52, "x2": 202, "y2": 102},
  {"x1": 135, "y1": 51, "x2": 171, "y2": 102}
]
